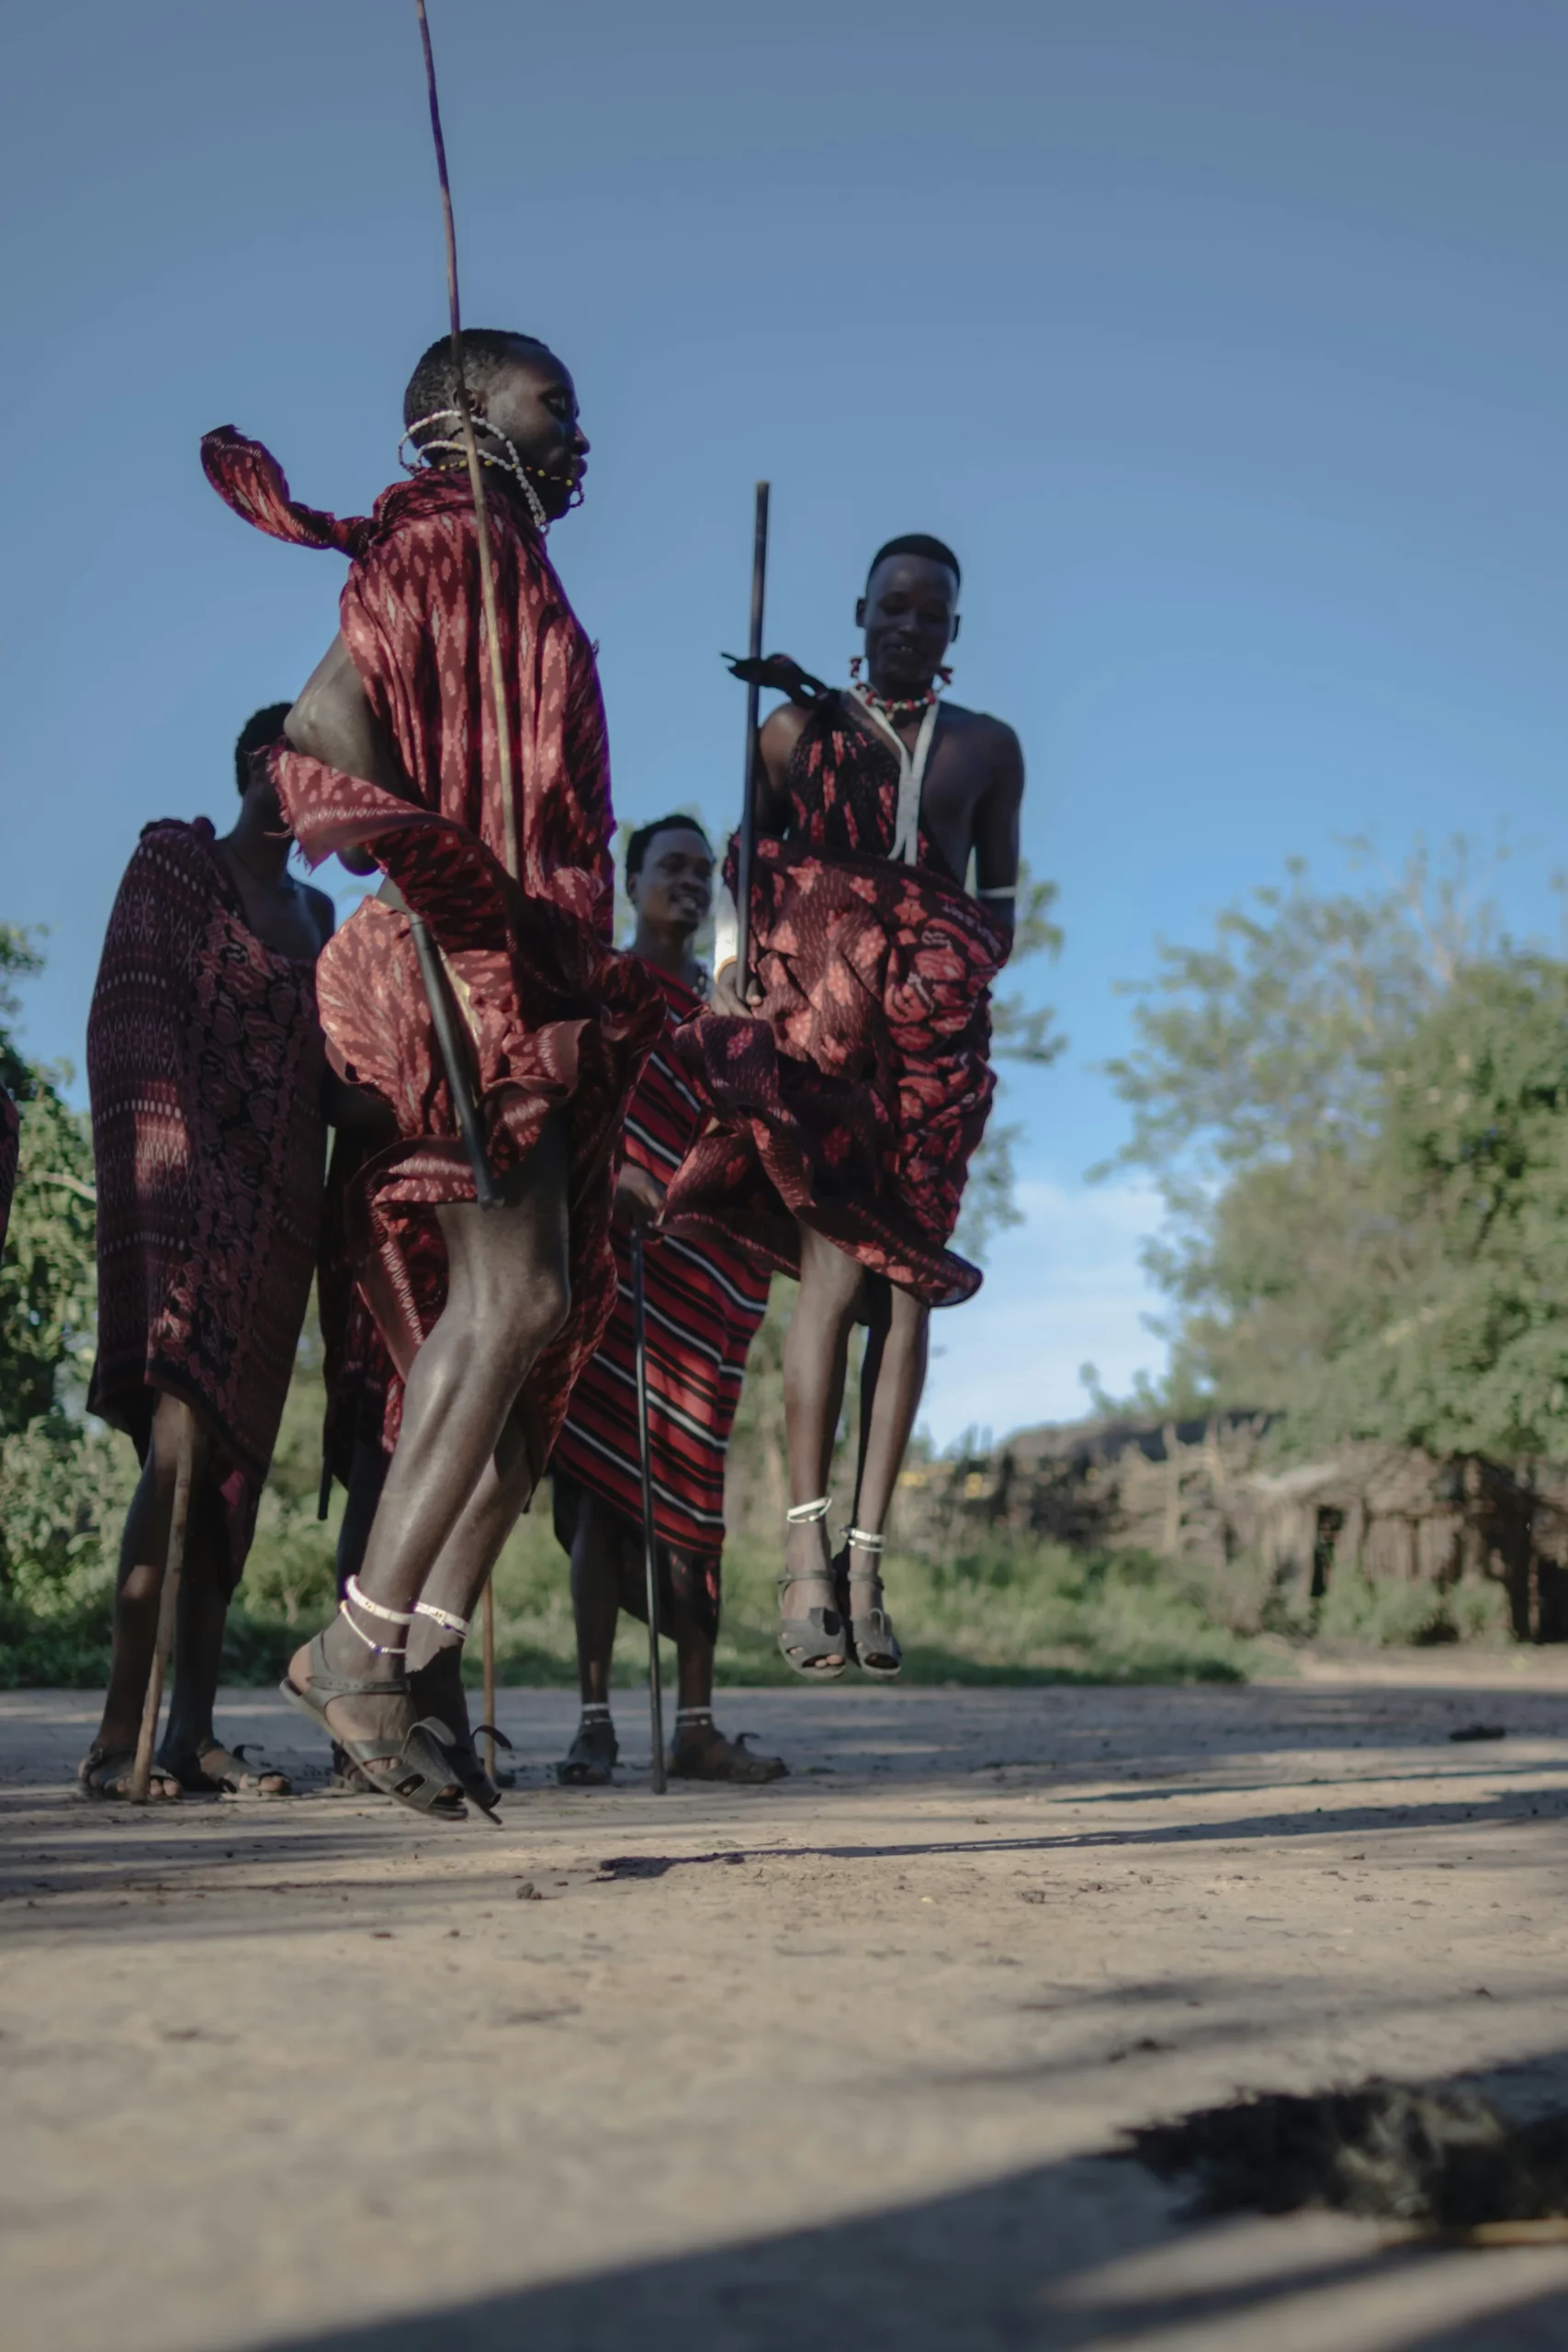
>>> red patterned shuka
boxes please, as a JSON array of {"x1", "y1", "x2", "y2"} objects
[
  {"x1": 551, "y1": 964, "x2": 772, "y2": 1643},
  {"x1": 201, "y1": 430, "x2": 662, "y2": 1476},
  {"x1": 666, "y1": 695, "x2": 1009, "y2": 1309},
  {"x1": 86, "y1": 820, "x2": 326, "y2": 1584}
]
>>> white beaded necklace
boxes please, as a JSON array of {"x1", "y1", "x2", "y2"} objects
[
  {"x1": 849, "y1": 684, "x2": 942, "y2": 866},
  {"x1": 398, "y1": 409, "x2": 549, "y2": 534}
]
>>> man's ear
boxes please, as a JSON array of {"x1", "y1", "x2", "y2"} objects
[
  {"x1": 951, "y1": 613, "x2": 962, "y2": 643},
  {"x1": 854, "y1": 596, "x2": 866, "y2": 628}
]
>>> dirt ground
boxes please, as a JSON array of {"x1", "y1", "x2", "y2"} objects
[{"x1": 6, "y1": 1657, "x2": 1568, "y2": 2350}]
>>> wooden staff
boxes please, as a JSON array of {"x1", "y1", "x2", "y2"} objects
[
  {"x1": 414, "y1": 0, "x2": 517, "y2": 1765},
  {"x1": 630, "y1": 1227, "x2": 667, "y2": 1794},
  {"x1": 732, "y1": 482, "x2": 771, "y2": 992},
  {"x1": 128, "y1": 1409, "x2": 195, "y2": 1804}
]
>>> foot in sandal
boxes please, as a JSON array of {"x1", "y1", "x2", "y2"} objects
[
  {"x1": 158, "y1": 1739, "x2": 291, "y2": 1797},
  {"x1": 554, "y1": 1707, "x2": 618, "y2": 1786},
  {"x1": 406, "y1": 1634, "x2": 510, "y2": 1818},
  {"x1": 839, "y1": 1525, "x2": 903, "y2": 1679},
  {"x1": 776, "y1": 1496, "x2": 847, "y2": 1679},
  {"x1": 78, "y1": 1747, "x2": 182, "y2": 1802},
  {"x1": 669, "y1": 1711, "x2": 787, "y2": 1783},
  {"x1": 282, "y1": 1580, "x2": 466, "y2": 1822}
]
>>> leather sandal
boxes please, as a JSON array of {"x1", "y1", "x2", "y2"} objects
[
  {"x1": 78, "y1": 1746, "x2": 181, "y2": 1802},
  {"x1": 280, "y1": 1625, "x2": 466, "y2": 1822},
  {"x1": 776, "y1": 1495, "x2": 847, "y2": 1679},
  {"x1": 407, "y1": 1645, "x2": 510, "y2": 1822},
  {"x1": 841, "y1": 1527, "x2": 903, "y2": 1680},
  {"x1": 158, "y1": 1740, "x2": 291, "y2": 1797}
]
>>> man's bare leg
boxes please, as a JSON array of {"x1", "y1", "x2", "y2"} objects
[
  {"x1": 556, "y1": 1492, "x2": 624, "y2": 1783},
  {"x1": 778, "y1": 1223, "x2": 864, "y2": 1667},
  {"x1": 84, "y1": 1394, "x2": 214, "y2": 1798},
  {"x1": 842, "y1": 1282, "x2": 929, "y2": 1666},
  {"x1": 288, "y1": 1114, "x2": 570, "y2": 1779},
  {"x1": 158, "y1": 1498, "x2": 291, "y2": 1795}
]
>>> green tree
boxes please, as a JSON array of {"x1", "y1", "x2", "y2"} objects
[
  {"x1": 0, "y1": 928, "x2": 134, "y2": 1618},
  {"x1": 1100, "y1": 845, "x2": 1535, "y2": 1434}
]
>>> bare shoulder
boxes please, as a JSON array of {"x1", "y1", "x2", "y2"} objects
[
  {"x1": 303, "y1": 882, "x2": 336, "y2": 944},
  {"x1": 942, "y1": 700, "x2": 1023, "y2": 781},
  {"x1": 760, "y1": 700, "x2": 812, "y2": 757}
]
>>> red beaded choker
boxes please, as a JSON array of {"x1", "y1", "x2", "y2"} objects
[{"x1": 849, "y1": 658, "x2": 952, "y2": 724}]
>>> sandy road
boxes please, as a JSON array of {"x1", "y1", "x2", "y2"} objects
[{"x1": 5, "y1": 1664, "x2": 1568, "y2": 2350}]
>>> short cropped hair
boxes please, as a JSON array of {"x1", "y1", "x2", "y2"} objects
[
  {"x1": 626, "y1": 813, "x2": 713, "y2": 881},
  {"x1": 234, "y1": 703, "x2": 294, "y2": 797},
  {"x1": 866, "y1": 534, "x2": 962, "y2": 593},
  {"x1": 403, "y1": 329, "x2": 553, "y2": 452}
]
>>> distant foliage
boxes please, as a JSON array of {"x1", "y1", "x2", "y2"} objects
[
  {"x1": 0, "y1": 929, "x2": 136, "y2": 1619},
  {"x1": 1104, "y1": 843, "x2": 1568, "y2": 1463}
]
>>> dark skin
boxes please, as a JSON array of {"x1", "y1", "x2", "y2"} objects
[
  {"x1": 280, "y1": 345, "x2": 591, "y2": 1790},
  {"x1": 85, "y1": 775, "x2": 333, "y2": 1796},
  {"x1": 559, "y1": 827, "x2": 784, "y2": 1784},
  {"x1": 713, "y1": 554, "x2": 1023, "y2": 1661}
]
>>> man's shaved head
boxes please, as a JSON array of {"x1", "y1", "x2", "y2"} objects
[
  {"x1": 403, "y1": 329, "x2": 553, "y2": 450},
  {"x1": 866, "y1": 534, "x2": 961, "y2": 594}
]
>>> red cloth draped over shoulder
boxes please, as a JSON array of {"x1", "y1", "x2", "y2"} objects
[
  {"x1": 202, "y1": 428, "x2": 662, "y2": 1474},
  {"x1": 664, "y1": 695, "x2": 1007, "y2": 1309},
  {"x1": 86, "y1": 820, "x2": 326, "y2": 1586}
]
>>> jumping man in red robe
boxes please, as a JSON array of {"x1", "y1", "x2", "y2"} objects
[
  {"x1": 667, "y1": 537, "x2": 1023, "y2": 1680},
  {"x1": 204, "y1": 332, "x2": 661, "y2": 1818}
]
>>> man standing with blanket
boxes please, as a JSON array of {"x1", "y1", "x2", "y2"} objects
[
  {"x1": 81, "y1": 706, "x2": 333, "y2": 1800},
  {"x1": 552, "y1": 817, "x2": 783, "y2": 1787}
]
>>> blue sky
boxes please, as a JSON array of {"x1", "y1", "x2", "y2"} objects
[{"x1": 5, "y1": 2, "x2": 1566, "y2": 1443}]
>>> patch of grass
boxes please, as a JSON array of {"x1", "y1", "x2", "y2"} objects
[
  {"x1": 1316, "y1": 1570, "x2": 1513, "y2": 1649},
  {"x1": 485, "y1": 1515, "x2": 1256, "y2": 1689}
]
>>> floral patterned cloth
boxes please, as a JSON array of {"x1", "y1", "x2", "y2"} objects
[
  {"x1": 86, "y1": 820, "x2": 326, "y2": 1584},
  {"x1": 202, "y1": 431, "x2": 662, "y2": 1475},
  {"x1": 666, "y1": 695, "x2": 1008, "y2": 1309}
]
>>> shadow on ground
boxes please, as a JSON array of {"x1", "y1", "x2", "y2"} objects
[{"x1": 262, "y1": 2132, "x2": 1568, "y2": 2352}]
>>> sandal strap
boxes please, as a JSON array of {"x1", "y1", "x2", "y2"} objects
[{"x1": 301, "y1": 1630, "x2": 405, "y2": 1701}]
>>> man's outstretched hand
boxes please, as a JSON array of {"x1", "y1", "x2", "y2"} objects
[
  {"x1": 721, "y1": 652, "x2": 837, "y2": 708},
  {"x1": 708, "y1": 962, "x2": 762, "y2": 1020},
  {"x1": 614, "y1": 1163, "x2": 666, "y2": 1230}
]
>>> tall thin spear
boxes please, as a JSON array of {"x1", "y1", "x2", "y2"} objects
[
  {"x1": 413, "y1": 0, "x2": 512, "y2": 1780},
  {"x1": 414, "y1": 0, "x2": 520, "y2": 884}
]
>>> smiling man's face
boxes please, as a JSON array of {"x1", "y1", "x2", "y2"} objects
[
  {"x1": 855, "y1": 554, "x2": 960, "y2": 697},
  {"x1": 629, "y1": 827, "x2": 714, "y2": 936}
]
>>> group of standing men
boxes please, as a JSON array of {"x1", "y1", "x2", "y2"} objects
[{"x1": 73, "y1": 326, "x2": 1024, "y2": 1818}]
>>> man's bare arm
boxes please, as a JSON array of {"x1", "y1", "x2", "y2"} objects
[
  {"x1": 710, "y1": 701, "x2": 803, "y2": 1012},
  {"x1": 287, "y1": 636, "x2": 419, "y2": 877},
  {"x1": 972, "y1": 723, "x2": 1024, "y2": 957},
  {"x1": 753, "y1": 702, "x2": 806, "y2": 838}
]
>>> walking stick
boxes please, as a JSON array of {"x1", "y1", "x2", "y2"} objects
[
  {"x1": 732, "y1": 482, "x2": 771, "y2": 993},
  {"x1": 415, "y1": 0, "x2": 528, "y2": 1763},
  {"x1": 128, "y1": 1409, "x2": 195, "y2": 1804},
  {"x1": 630, "y1": 1227, "x2": 667, "y2": 1794}
]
